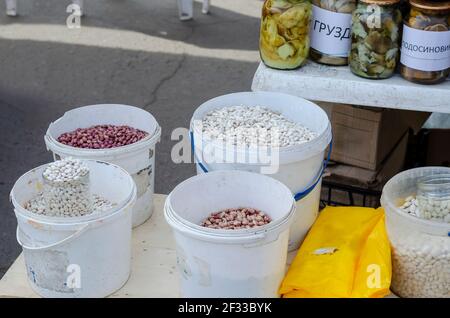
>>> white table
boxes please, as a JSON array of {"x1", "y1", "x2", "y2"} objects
[
  {"x1": 0, "y1": 194, "x2": 397, "y2": 298},
  {"x1": 0, "y1": 195, "x2": 179, "y2": 298},
  {"x1": 252, "y1": 62, "x2": 450, "y2": 113},
  {"x1": 0, "y1": 194, "x2": 299, "y2": 298}
]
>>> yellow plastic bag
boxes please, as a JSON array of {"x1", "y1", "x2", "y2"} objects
[{"x1": 279, "y1": 206, "x2": 391, "y2": 298}]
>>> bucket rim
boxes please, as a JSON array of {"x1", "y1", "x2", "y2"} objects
[
  {"x1": 45, "y1": 104, "x2": 161, "y2": 157},
  {"x1": 164, "y1": 170, "x2": 296, "y2": 240},
  {"x1": 10, "y1": 160, "x2": 136, "y2": 226},
  {"x1": 190, "y1": 91, "x2": 332, "y2": 156},
  {"x1": 381, "y1": 166, "x2": 450, "y2": 236}
]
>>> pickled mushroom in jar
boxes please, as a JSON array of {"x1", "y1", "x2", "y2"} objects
[
  {"x1": 349, "y1": 4, "x2": 401, "y2": 79},
  {"x1": 260, "y1": 0, "x2": 312, "y2": 69},
  {"x1": 312, "y1": 0, "x2": 356, "y2": 13},
  {"x1": 408, "y1": 8, "x2": 449, "y2": 31},
  {"x1": 400, "y1": 6, "x2": 450, "y2": 84},
  {"x1": 309, "y1": 0, "x2": 356, "y2": 65}
]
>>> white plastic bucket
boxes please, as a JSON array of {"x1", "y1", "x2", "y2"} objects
[
  {"x1": 165, "y1": 170, "x2": 296, "y2": 298},
  {"x1": 10, "y1": 160, "x2": 137, "y2": 298},
  {"x1": 44, "y1": 104, "x2": 161, "y2": 227},
  {"x1": 190, "y1": 92, "x2": 331, "y2": 251},
  {"x1": 381, "y1": 167, "x2": 450, "y2": 297}
]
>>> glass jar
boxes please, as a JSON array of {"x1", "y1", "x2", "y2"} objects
[
  {"x1": 399, "y1": 0, "x2": 450, "y2": 84},
  {"x1": 349, "y1": 0, "x2": 402, "y2": 79},
  {"x1": 43, "y1": 169, "x2": 93, "y2": 217},
  {"x1": 416, "y1": 174, "x2": 450, "y2": 220},
  {"x1": 309, "y1": 0, "x2": 356, "y2": 65},
  {"x1": 259, "y1": 0, "x2": 312, "y2": 69}
]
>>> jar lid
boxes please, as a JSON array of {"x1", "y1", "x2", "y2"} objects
[
  {"x1": 409, "y1": 0, "x2": 450, "y2": 11},
  {"x1": 360, "y1": 0, "x2": 400, "y2": 5}
]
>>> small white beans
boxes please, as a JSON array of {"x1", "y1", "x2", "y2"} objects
[
  {"x1": 43, "y1": 158, "x2": 89, "y2": 182},
  {"x1": 400, "y1": 195, "x2": 449, "y2": 223},
  {"x1": 25, "y1": 193, "x2": 114, "y2": 217},
  {"x1": 42, "y1": 158, "x2": 93, "y2": 216},
  {"x1": 417, "y1": 196, "x2": 450, "y2": 220},
  {"x1": 25, "y1": 158, "x2": 115, "y2": 217},
  {"x1": 201, "y1": 106, "x2": 316, "y2": 147}
]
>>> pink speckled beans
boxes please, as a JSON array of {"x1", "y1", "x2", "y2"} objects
[
  {"x1": 58, "y1": 125, "x2": 148, "y2": 149},
  {"x1": 201, "y1": 207, "x2": 272, "y2": 230}
]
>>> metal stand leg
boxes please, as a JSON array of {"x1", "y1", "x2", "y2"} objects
[
  {"x1": 72, "y1": 0, "x2": 84, "y2": 16},
  {"x1": 202, "y1": 0, "x2": 210, "y2": 14},
  {"x1": 6, "y1": 0, "x2": 17, "y2": 16},
  {"x1": 177, "y1": 0, "x2": 193, "y2": 21}
]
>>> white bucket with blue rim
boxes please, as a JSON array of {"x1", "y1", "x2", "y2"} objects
[{"x1": 190, "y1": 92, "x2": 332, "y2": 251}]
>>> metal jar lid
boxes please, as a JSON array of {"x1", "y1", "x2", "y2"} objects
[
  {"x1": 409, "y1": 0, "x2": 450, "y2": 11},
  {"x1": 360, "y1": 0, "x2": 401, "y2": 5}
]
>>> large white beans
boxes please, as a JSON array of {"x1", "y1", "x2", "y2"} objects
[
  {"x1": 388, "y1": 224, "x2": 450, "y2": 298},
  {"x1": 201, "y1": 106, "x2": 316, "y2": 147}
]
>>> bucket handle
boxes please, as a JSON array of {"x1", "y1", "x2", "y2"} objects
[
  {"x1": 190, "y1": 131, "x2": 332, "y2": 201},
  {"x1": 242, "y1": 203, "x2": 296, "y2": 248},
  {"x1": 16, "y1": 223, "x2": 90, "y2": 251}
]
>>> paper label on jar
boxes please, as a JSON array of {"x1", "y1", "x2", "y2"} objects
[
  {"x1": 310, "y1": 5, "x2": 352, "y2": 57},
  {"x1": 400, "y1": 25, "x2": 450, "y2": 72}
]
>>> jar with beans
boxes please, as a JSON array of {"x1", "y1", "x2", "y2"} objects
[
  {"x1": 259, "y1": 0, "x2": 312, "y2": 69},
  {"x1": 416, "y1": 174, "x2": 450, "y2": 220},
  {"x1": 349, "y1": 0, "x2": 402, "y2": 79},
  {"x1": 309, "y1": 0, "x2": 356, "y2": 65},
  {"x1": 399, "y1": 0, "x2": 450, "y2": 84},
  {"x1": 42, "y1": 159, "x2": 93, "y2": 217}
]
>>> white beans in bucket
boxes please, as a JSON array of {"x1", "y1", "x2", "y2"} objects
[
  {"x1": 44, "y1": 104, "x2": 161, "y2": 227},
  {"x1": 381, "y1": 167, "x2": 450, "y2": 298},
  {"x1": 10, "y1": 160, "x2": 136, "y2": 298},
  {"x1": 190, "y1": 92, "x2": 332, "y2": 251},
  {"x1": 164, "y1": 170, "x2": 296, "y2": 298}
]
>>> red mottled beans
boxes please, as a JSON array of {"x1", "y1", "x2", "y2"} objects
[
  {"x1": 201, "y1": 207, "x2": 271, "y2": 230},
  {"x1": 58, "y1": 125, "x2": 149, "y2": 149}
]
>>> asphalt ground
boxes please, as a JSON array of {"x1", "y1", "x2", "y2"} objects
[{"x1": 0, "y1": 0, "x2": 262, "y2": 278}]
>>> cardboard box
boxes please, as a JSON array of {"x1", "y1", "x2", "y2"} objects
[
  {"x1": 321, "y1": 131, "x2": 409, "y2": 208},
  {"x1": 330, "y1": 104, "x2": 429, "y2": 170},
  {"x1": 425, "y1": 129, "x2": 450, "y2": 167}
]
